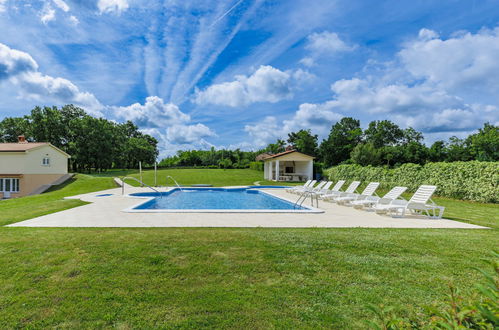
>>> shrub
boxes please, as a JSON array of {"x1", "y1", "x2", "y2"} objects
[
  {"x1": 324, "y1": 161, "x2": 498, "y2": 203},
  {"x1": 249, "y1": 161, "x2": 264, "y2": 171}
]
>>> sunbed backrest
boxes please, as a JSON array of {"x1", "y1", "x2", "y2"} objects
[
  {"x1": 314, "y1": 181, "x2": 327, "y2": 190},
  {"x1": 383, "y1": 186, "x2": 407, "y2": 199},
  {"x1": 345, "y1": 181, "x2": 361, "y2": 193},
  {"x1": 303, "y1": 179, "x2": 312, "y2": 187},
  {"x1": 409, "y1": 185, "x2": 437, "y2": 204},
  {"x1": 307, "y1": 180, "x2": 317, "y2": 188},
  {"x1": 331, "y1": 180, "x2": 345, "y2": 192},
  {"x1": 361, "y1": 182, "x2": 379, "y2": 196},
  {"x1": 321, "y1": 181, "x2": 333, "y2": 190}
]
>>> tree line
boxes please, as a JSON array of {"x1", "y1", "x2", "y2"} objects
[
  {"x1": 0, "y1": 105, "x2": 158, "y2": 172},
  {"x1": 159, "y1": 118, "x2": 498, "y2": 169},
  {"x1": 1, "y1": 104, "x2": 496, "y2": 171}
]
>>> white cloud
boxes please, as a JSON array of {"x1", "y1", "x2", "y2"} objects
[
  {"x1": 306, "y1": 31, "x2": 356, "y2": 53},
  {"x1": 301, "y1": 31, "x2": 356, "y2": 66},
  {"x1": 40, "y1": 4, "x2": 56, "y2": 24},
  {"x1": 53, "y1": 0, "x2": 69, "y2": 12},
  {"x1": 0, "y1": 43, "x2": 103, "y2": 115},
  {"x1": 0, "y1": 0, "x2": 7, "y2": 13},
  {"x1": 113, "y1": 96, "x2": 190, "y2": 128},
  {"x1": 0, "y1": 43, "x2": 38, "y2": 79},
  {"x1": 166, "y1": 124, "x2": 216, "y2": 145},
  {"x1": 399, "y1": 27, "x2": 499, "y2": 99},
  {"x1": 113, "y1": 96, "x2": 217, "y2": 154},
  {"x1": 69, "y1": 15, "x2": 79, "y2": 25},
  {"x1": 243, "y1": 101, "x2": 343, "y2": 148},
  {"x1": 97, "y1": 0, "x2": 129, "y2": 14},
  {"x1": 195, "y1": 65, "x2": 293, "y2": 107},
  {"x1": 329, "y1": 78, "x2": 463, "y2": 114},
  {"x1": 244, "y1": 116, "x2": 282, "y2": 148},
  {"x1": 15, "y1": 72, "x2": 102, "y2": 113}
]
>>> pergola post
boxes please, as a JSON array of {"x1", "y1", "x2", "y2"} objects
[{"x1": 275, "y1": 160, "x2": 279, "y2": 181}]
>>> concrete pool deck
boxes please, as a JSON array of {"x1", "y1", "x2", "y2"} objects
[{"x1": 7, "y1": 184, "x2": 488, "y2": 229}]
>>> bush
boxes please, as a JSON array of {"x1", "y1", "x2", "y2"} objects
[
  {"x1": 249, "y1": 161, "x2": 264, "y2": 171},
  {"x1": 324, "y1": 161, "x2": 499, "y2": 203}
]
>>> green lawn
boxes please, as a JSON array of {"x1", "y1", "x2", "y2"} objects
[
  {"x1": 0, "y1": 170, "x2": 497, "y2": 328},
  {"x1": 93, "y1": 168, "x2": 295, "y2": 187},
  {"x1": 0, "y1": 174, "x2": 117, "y2": 227}
]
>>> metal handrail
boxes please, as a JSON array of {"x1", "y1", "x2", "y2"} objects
[
  {"x1": 166, "y1": 175, "x2": 183, "y2": 191},
  {"x1": 121, "y1": 176, "x2": 163, "y2": 197},
  {"x1": 294, "y1": 190, "x2": 319, "y2": 209}
]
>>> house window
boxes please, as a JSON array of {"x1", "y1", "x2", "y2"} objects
[
  {"x1": 42, "y1": 157, "x2": 50, "y2": 166},
  {"x1": 0, "y1": 178, "x2": 19, "y2": 193}
]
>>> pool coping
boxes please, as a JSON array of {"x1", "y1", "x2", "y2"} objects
[{"x1": 122, "y1": 187, "x2": 325, "y2": 214}]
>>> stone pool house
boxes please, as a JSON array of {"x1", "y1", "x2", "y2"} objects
[
  {"x1": 0, "y1": 136, "x2": 72, "y2": 198},
  {"x1": 261, "y1": 149, "x2": 314, "y2": 181}
]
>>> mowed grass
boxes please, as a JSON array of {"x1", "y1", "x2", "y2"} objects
[
  {"x1": 0, "y1": 174, "x2": 117, "y2": 226},
  {"x1": 92, "y1": 168, "x2": 290, "y2": 187},
  {"x1": 0, "y1": 227, "x2": 496, "y2": 328},
  {"x1": 0, "y1": 170, "x2": 497, "y2": 327}
]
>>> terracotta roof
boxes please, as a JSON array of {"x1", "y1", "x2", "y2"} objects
[
  {"x1": 0, "y1": 143, "x2": 48, "y2": 152},
  {"x1": 265, "y1": 149, "x2": 315, "y2": 159},
  {"x1": 255, "y1": 152, "x2": 273, "y2": 161}
]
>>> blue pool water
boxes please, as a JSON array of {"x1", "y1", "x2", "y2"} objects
[{"x1": 130, "y1": 188, "x2": 307, "y2": 210}]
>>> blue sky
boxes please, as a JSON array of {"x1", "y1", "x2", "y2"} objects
[{"x1": 0, "y1": 0, "x2": 498, "y2": 157}]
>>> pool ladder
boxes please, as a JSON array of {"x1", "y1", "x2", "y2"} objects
[
  {"x1": 294, "y1": 190, "x2": 319, "y2": 209},
  {"x1": 121, "y1": 176, "x2": 163, "y2": 197},
  {"x1": 166, "y1": 175, "x2": 183, "y2": 191}
]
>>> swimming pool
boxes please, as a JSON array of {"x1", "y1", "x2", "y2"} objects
[{"x1": 125, "y1": 187, "x2": 322, "y2": 213}]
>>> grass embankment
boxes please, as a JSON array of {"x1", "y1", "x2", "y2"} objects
[
  {"x1": 0, "y1": 170, "x2": 497, "y2": 327},
  {"x1": 0, "y1": 174, "x2": 116, "y2": 226}
]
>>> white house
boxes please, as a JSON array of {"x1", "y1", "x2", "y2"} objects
[
  {"x1": 0, "y1": 136, "x2": 71, "y2": 198},
  {"x1": 262, "y1": 150, "x2": 314, "y2": 181}
]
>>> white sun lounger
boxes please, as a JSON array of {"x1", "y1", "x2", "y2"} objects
[
  {"x1": 336, "y1": 182, "x2": 380, "y2": 205},
  {"x1": 286, "y1": 179, "x2": 312, "y2": 193},
  {"x1": 291, "y1": 180, "x2": 317, "y2": 194},
  {"x1": 351, "y1": 186, "x2": 407, "y2": 210},
  {"x1": 301, "y1": 180, "x2": 328, "y2": 194},
  {"x1": 314, "y1": 180, "x2": 345, "y2": 198},
  {"x1": 322, "y1": 181, "x2": 361, "y2": 202},
  {"x1": 374, "y1": 185, "x2": 445, "y2": 218}
]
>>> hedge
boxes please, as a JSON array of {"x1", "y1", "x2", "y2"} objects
[
  {"x1": 324, "y1": 161, "x2": 499, "y2": 203},
  {"x1": 249, "y1": 161, "x2": 264, "y2": 171}
]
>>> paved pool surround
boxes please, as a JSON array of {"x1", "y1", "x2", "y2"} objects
[{"x1": 7, "y1": 183, "x2": 488, "y2": 229}]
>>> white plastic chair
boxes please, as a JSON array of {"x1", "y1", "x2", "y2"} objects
[
  {"x1": 374, "y1": 185, "x2": 445, "y2": 218},
  {"x1": 286, "y1": 179, "x2": 311, "y2": 193},
  {"x1": 336, "y1": 182, "x2": 380, "y2": 205},
  {"x1": 351, "y1": 186, "x2": 407, "y2": 210},
  {"x1": 322, "y1": 181, "x2": 361, "y2": 202}
]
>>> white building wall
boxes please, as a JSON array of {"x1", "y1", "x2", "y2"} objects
[
  {"x1": 0, "y1": 145, "x2": 68, "y2": 175},
  {"x1": 294, "y1": 161, "x2": 313, "y2": 180},
  {"x1": 0, "y1": 153, "x2": 26, "y2": 174}
]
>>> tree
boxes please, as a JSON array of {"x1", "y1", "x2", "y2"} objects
[
  {"x1": 364, "y1": 120, "x2": 404, "y2": 148},
  {"x1": 446, "y1": 136, "x2": 472, "y2": 161},
  {"x1": 428, "y1": 140, "x2": 448, "y2": 162},
  {"x1": 468, "y1": 123, "x2": 499, "y2": 161},
  {"x1": 287, "y1": 129, "x2": 318, "y2": 156},
  {"x1": 0, "y1": 116, "x2": 31, "y2": 142},
  {"x1": 319, "y1": 117, "x2": 362, "y2": 167},
  {"x1": 265, "y1": 139, "x2": 286, "y2": 154},
  {"x1": 350, "y1": 143, "x2": 382, "y2": 166}
]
